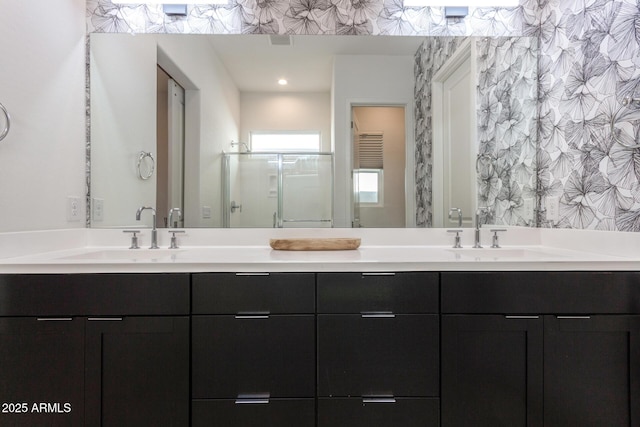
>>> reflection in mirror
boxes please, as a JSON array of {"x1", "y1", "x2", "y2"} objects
[{"x1": 89, "y1": 34, "x2": 537, "y2": 229}]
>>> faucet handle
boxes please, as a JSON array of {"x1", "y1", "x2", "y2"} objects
[
  {"x1": 168, "y1": 230, "x2": 185, "y2": 249},
  {"x1": 489, "y1": 228, "x2": 507, "y2": 248},
  {"x1": 447, "y1": 229, "x2": 463, "y2": 249},
  {"x1": 123, "y1": 230, "x2": 141, "y2": 249}
]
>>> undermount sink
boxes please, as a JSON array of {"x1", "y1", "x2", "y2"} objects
[
  {"x1": 59, "y1": 249, "x2": 180, "y2": 261},
  {"x1": 448, "y1": 248, "x2": 561, "y2": 260}
]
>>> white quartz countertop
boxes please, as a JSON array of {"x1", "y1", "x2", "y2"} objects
[{"x1": 0, "y1": 227, "x2": 638, "y2": 273}]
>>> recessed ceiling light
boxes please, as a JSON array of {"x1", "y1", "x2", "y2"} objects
[{"x1": 278, "y1": 79, "x2": 288, "y2": 86}]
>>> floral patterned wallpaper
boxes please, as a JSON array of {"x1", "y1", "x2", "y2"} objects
[
  {"x1": 87, "y1": 0, "x2": 526, "y2": 37},
  {"x1": 533, "y1": 0, "x2": 640, "y2": 231},
  {"x1": 87, "y1": 0, "x2": 640, "y2": 230},
  {"x1": 414, "y1": 36, "x2": 538, "y2": 227}
]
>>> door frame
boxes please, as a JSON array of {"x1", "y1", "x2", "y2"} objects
[
  {"x1": 432, "y1": 38, "x2": 477, "y2": 228},
  {"x1": 345, "y1": 100, "x2": 416, "y2": 228}
]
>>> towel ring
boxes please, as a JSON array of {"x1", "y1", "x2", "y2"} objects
[
  {"x1": 611, "y1": 96, "x2": 640, "y2": 149},
  {"x1": 0, "y1": 102, "x2": 10, "y2": 142},
  {"x1": 137, "y1": 151, "x2": 155, "y2": 180}
]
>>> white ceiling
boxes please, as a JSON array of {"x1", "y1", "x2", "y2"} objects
[{"x1": 205, "y1": 35, "x2": 426, "y2": 93}]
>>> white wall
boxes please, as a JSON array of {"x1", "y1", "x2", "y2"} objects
[
  {"x1": 239, "y1": 92, "x2": 331, "y2": 151},
  {"x1": 90, "y1": 34, "x2": 157, "y2": 227},
  {"x1": 0, "y1": 0, "x2": 86, "y2": 232},
  {"x1": 332, "y1": 55, "x2": 415, "y2": 227},
  {"x1": 90, "y1": 34, "x2": 240, "y2": 228}
]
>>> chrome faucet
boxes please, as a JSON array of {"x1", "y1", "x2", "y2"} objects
[
  {"x1": 474, "y1": 207, "x2": 490, "y2": 248},
  {"x1": 168, "y1": 207, "x2": 182, "y2": 229},
  {"x1": 136, "y1": 206, "x2": 159, "y2": 249},
  {"x1": 449, "y1": 208, "x2": 463, "y2": 227}
]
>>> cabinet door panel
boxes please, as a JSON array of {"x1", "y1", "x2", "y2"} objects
[
  {"x1": 544, "y1": 315, "x2": 640, "y2": 427},
  {"x1": 192, "y1": 315, "x2": 315, "y2": 398},
  {"x1": 318, "y1": 398, "x2": 439, "y2": 427},
  {"x1": 85, "y1": 316, "x2": 189, "y2": 427},
  {"x1": 192, "y1": 273, "x2": 315, "y2": 314},
  {"x1": 192, "y1": 399, "x2": 315, "y2": 427},
  {"x1": 317, "y1": 272, "x2": 438, "y2": 314},
  {"x1": 318, "y1": 314, "x2": 438, "y2": 397},
  {"x1": 441, "y1": 315, "x2": 543, "y2": 427},
  {"x1": 0, "y1": 318, "x2": 84, "y2": 427}
]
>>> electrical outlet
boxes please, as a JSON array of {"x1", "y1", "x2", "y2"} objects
[
  {"x1": 523, "y1": 198, "x2": 534, "y2": 221},
  {"x1": 67, "y1": 197, "x2": 81, "y2": 222},
  {"x1": 202, "y1": 206, "x2": 212, "y2": 219},
  {"x1": 547, "y1": 196, "x2": 560, "y2": 223},
  {"x1": 92, "y1": 198, "x2": 104, "y2": 222}
]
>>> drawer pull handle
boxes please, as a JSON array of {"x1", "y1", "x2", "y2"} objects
[
  {"x1": 88, "y1": 317, "x2": 123, "y2": 321},
  {"x1": 235, "y1": 311, "x2": 270, "y2": 319},
  {"x1": 362, "y1": 272, "x2": 396, "y2": 277},
  {"x1": 362, "y1": 397, "x2": 396, "y2": 404},
  {"x1": 235, "y1": 399, "x2": 270, "y2": 404},
  {"x1": 236, "y1": 393, "x2": 270, "y2": 404},
  {"x1": 557, "y1": 316, "x2": 591, "y2": 319},
  {"x1": 36, "y1": 318, "x2": 72, "y2": 321},
  {"x1": 505, "y1": 316, "x2": 540, "y2": 319},
  {"x1": 361, "y1": 312, "x2": 395, "y2": 318},
  {"x1": 235, "y1": 273, "x2": 270, "y2": 276}
]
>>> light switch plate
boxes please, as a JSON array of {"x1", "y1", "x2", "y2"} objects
[
  {"x1": 92, "y1": 198, "x2": 104, "y2": 222},
  {"x1": 523, "y1": 198, "x2": 534, "y2": 222},
  {"x1": 202, "y1": 206, "x2": 212, "y2": 219},
  {"x1": 547, "y1": 196, "x2": 560, "y2": 223}
]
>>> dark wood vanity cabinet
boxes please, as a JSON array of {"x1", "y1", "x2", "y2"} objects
[
  {"x1": 0, "y1": 317, "x2": 85, "y2": 426},
  {"x1": 441, "y1": 272, "x2": 640, "y2": 427},
  {"x1": 84, "y1": 316, "x2": 189, "y2": 427},
  {"x1": 191, "y1": 273, "x2": 316, "y2": 427},
  {"x1": 317, "y1": 272, "x2": 440, "y2": 427},
  {"x1": 0, "y1": 274, "x2": 190, "y2": 427}
]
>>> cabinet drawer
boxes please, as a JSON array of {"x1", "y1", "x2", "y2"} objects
[
  {"x1": 192, "y1": 273, "x2": 315, "y2": 314},
  {"x1": 192, "y1": 398, "x2": 315, "y2": 427},
  {"x1": 318, "y1": 314, "x2": 439, "y2": 397},
  {"x1": 318, "y1": 397, "x2": 439, "y2": 427},
  {"x1": 192, "y1": 315, "x2": 315, "y2": 398},
  {"x1": 0, "y1": 274, "x2": 190, "y2": 316},
  {"x1": 317, "y1": 272, "x2": 438, "y2": 314},
  {"x1": 442, "y1": 272, "x2": 640, "y2": 314}
]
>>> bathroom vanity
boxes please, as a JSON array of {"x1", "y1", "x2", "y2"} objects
[{"x1": 0, "y1": 227, "x2": 638, "y2": 426}]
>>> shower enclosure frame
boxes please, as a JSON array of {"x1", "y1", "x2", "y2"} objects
[{"x1": 222, "y1": 151, "x2": 334, "y2": 228}]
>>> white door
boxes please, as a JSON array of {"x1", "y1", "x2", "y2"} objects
[
  {"x1": 433, "y1": 40, "x2": 476, "y2": 228},
  {"x1": 167, "y1": 79, "x2": 185, "y2": 226}
]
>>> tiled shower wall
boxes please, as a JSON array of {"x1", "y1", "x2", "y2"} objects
[{"x1": 87, "y1": 0, "x2": 640, "y2": 230}]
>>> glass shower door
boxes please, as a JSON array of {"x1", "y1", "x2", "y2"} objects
[
  {"x1": 223, "y1": 152, "x2": 333, "y2": 227},
  {"x1": 223, "y1": 153, "x2": 278, "y2": 227},
  {"x1": 281, "y1": 153, "x2": 333, "y2": 228}
]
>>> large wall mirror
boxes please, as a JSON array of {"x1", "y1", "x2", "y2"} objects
[{"x1": 89, "y1": 33, "x2": 538, "y2": 229}]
